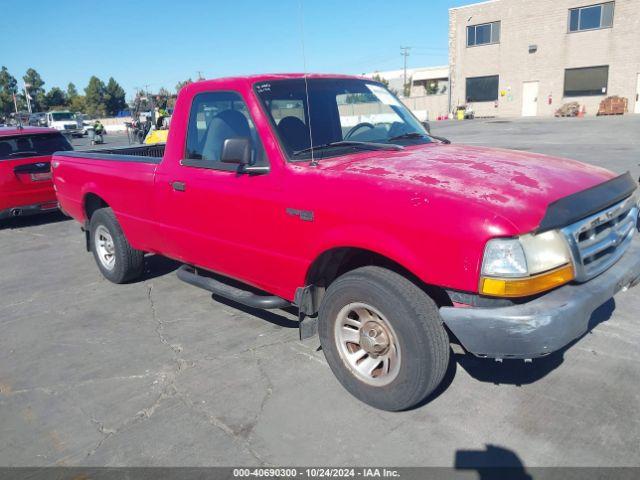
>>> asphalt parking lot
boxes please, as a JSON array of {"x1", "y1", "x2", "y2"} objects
[{"x1": 1, "y1": 116, "x2": 639, "y2": 468}]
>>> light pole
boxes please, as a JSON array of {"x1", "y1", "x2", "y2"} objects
[{"x1": 23, "y1": 82, "x2": 32, "y2": 113}]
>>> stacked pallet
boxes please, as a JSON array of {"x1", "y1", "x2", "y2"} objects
[
  {"x1": 597, "y1": 96, "x2": 628, "y2": 116},
  {"x1": 555, "y1": 102, "x2": 581, "y2": 117}
]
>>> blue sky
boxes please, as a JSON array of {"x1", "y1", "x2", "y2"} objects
[{"x1": 2, "y1": 0, "x2": 473, "y2": 99}]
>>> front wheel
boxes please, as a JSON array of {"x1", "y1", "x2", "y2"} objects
[
  {"x1": 318, "y1": 266, "x2": 450, "y2": 411},
  {"x1": 90, "y1": 207, "x2": 144, "y2": 283}
]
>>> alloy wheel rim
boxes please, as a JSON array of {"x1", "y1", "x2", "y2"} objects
[
  {"x1": 334, "y1": 302, "x2": 401, "y2": 386},
  {"x1": 95, "y1": 225, "x2": 116, "y2": 271}
]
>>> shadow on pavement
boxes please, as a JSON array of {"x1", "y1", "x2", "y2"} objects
[
  {"x1": 455, "y1": 444, "x2": 532, "y2": 479},
  {"x1": 456, "y1": 298, "x2": 615, "y2": 386},
  {"x1": 211, "y1": 294, "x2": 299, "y2": 329},
  {"x1": 0, "y1": 210, "x2": 69, "y2": 230},
  {"x1": 141, "y1": 254, "x2": 182, "y2": 280}
]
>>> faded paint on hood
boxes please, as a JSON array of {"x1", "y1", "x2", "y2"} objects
[{"x1": 314, "y1": 143, "x2": 616, "y2": 232}]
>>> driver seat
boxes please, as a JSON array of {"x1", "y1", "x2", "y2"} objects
[
  {"x1": 202, "y1": 110, "x2": 251, "y2": 161},
  {"x1": 277, "y1": 116, "x2": 310, "y2": 152}
]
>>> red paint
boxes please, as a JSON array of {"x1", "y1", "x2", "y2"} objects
[
  {"x1": 52, "y1": 74, "x2": 617, "y2": 300},
  {"x1": 0, "y1": 127, "x2": 59, "y2": 216}
]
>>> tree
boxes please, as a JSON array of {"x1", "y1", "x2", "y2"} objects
[
  {"x1": 104, "y1": 77, "x2": 127, "y2": 116},
  {"x1": 155, "y1": 87, "x2": 172, "y2": 109},
  {"x1": 371, "y1": 73, "x2": 399, "y2": 96},
  {"x1": 45, "y1": 87, "x2": 68, "y2": 109},
  {"x1": 175, "y1": 79, "x2": 192, "y2": 93},
  {"x1": 425, "y1": 81, "x2": 439, "y2": 95},
  {"x1": 23, "y1": 68, "x2": 46, "y2": 111},
  {"x1": 0, "y1": 66, "x2": 19, "y2": 116},
  {"x1": 69, "y1": 95, "x2": 87, "y2": 113},
  {"x1": 67, "y1": 82, "x2": 78, "y2": 99},
  {"x1": 84, "y1": 76, "x2": 107, "y2": 117}
]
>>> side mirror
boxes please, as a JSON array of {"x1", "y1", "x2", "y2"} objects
[
  {"x1": 421, "y1": 121, "x2": 431, "y2": 134},
  {"x1": 221, "y1": 137, "x2": 251, "y2": 165}
]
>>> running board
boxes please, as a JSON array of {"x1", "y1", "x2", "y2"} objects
[{"x1": 176, "y1": 265, "x2": 291, "y2": 310}]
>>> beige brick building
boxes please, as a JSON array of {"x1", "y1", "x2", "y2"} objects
[{"x1": 449, "y1": 0, "x2": 640, "y2": 117}]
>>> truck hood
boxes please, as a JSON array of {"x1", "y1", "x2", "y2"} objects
[{"x1": 317, "y1": 143, "x2": 617, "y2": 232}]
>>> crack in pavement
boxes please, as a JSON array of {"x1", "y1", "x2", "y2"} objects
[
  {"x1": 77, "y1": 283, "x2": 268, "y2": 465},
  {"x1": 173, "y1": 386, "x2": 269, "y2": 466},
  {"x1": 147, "y1": 284, "x2": 184, "y2": 355},
  {"x1": 202, "y1": 337, "x2": 297, "y2": 363},
  {"x1": 50, "y1": 283, "x2": 283, "y2": 466},
  {"x1": 77, "y1": 284, "x2": 193, "y2": 461}
]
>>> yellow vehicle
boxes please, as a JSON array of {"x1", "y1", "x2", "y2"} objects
[
  {"x1": 143, "y1": 109, "x2": 171, "y2": 144},
  {"x1": 143, "y1": 128, "x2": 169, "y2": 144}
]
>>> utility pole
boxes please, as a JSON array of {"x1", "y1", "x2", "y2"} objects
[
  {"x1": 196, "y1": 71, "x2": 204, "y2": 81},
  {"x1": 400, "y1": 46, "x2": 411, "y2": 97}
]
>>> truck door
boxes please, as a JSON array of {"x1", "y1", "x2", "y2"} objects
[{"x1": 154, "y1": 90, "x2": 284, "y2": 292}]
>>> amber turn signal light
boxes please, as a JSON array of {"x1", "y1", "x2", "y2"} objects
[{"x1": 480, "y1": 264, "x2": 575, "y2": 298}]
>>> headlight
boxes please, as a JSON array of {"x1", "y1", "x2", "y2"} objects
[{"x1": 480, "y1": 230, "x2": 574, "y2": 297}]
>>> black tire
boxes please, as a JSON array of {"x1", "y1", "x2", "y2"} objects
[
  {"x1": 89, "y1": 207, "x2": 144, "y2": 284},
  {"x1": 318, "y1": 266, "x2": 450, "y2": 411}
]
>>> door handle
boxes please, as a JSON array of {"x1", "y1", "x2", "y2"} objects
[{"x1": 171, "y1": 181, "x2": 186, "y2": 192}]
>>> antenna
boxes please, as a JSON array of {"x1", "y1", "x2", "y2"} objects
[{"x1": 299, "y1": 0, "x2": 316, "y2": 167}]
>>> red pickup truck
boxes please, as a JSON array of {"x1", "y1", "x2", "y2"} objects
[
  {"x1": 52, "y1": 74, "x2": 640, "y2": 411},
  {"x1": 1, "y1": 126, "x2": 72, "y2": 221}
]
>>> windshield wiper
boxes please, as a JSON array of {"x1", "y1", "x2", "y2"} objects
[
  {"x1": 293, "y1": 141, "x2": 403, "y2": 157},
  {"x1": 9, "y1": 151, "x2": 38, "y2": 157},
  {"x1": 388, "y1": 132, "x2": 451, "y2": 144},
  {"x1": 429, "y1": 134, "x2": 451, "y2": 144},
  {"x1": 387, "y1": 132, "x2": 426, "y2": 141}
]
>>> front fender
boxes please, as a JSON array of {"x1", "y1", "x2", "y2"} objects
[{"x1": 307, "y1": 223, "x2": 428, "y2": 284}]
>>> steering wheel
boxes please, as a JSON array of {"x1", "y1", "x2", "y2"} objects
[{"x1": 345, "y1": 122, "x2": 375, "y2": 139}]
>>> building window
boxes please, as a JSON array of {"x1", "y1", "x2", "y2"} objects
[
  {"x1": 466, "y1": 75, "x2": 499, "y2": 102},
  {"x1": 467, "y1": 21, "x2": 500, "y2": 47},
  {"x1": 413, "y1": 78, "x2": 449, "y2": 96},
  {"x1": 569, "y1": 2, "x2": 614, "y2": 32},
  {"x1": 563, "y1": 66, "x2": 609, "y2": 96}
]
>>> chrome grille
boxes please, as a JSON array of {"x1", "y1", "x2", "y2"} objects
[{"x1": 562, "y1": 196, "x2": 638, "y2": 282}]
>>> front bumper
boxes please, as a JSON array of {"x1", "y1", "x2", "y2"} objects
[
  {"x1": 440, "y1": 235, "x2": 640, "y2": 359},
  {"x1": 0, "y1": 201, "x2": 59, "y2": 220}
]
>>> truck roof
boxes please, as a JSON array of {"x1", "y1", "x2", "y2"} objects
[
  {"x1": 186, "y1": 73, "x2": 366, "y2": 89},
  {"x1": 0, "y1": 126, "x2": 59, "y2": 137}
]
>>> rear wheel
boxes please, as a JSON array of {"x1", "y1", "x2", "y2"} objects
[
  {"x1": 90, "y1": 207, "x2": 144, "y2": 283},
  {"x1": 318, "y1": 266, "x2": 450, "y2": 411}
]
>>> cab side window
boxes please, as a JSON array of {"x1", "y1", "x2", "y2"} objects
[{"x1": 185, "y1": 91, "x2": 265, "y2": 167}]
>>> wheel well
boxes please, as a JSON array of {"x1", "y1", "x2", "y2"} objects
[
  {"x1": 84, "y1": 193, "x2": 109, "y2": 221},
  {"x1": 305, "y1": 247, "x2": 452, "y2": 307}
]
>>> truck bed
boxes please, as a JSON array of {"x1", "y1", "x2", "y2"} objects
[
  {"x1": 52, "y1": 143, "x2": 165, "y2": 252},
  {"x1": 57, "y1": 143, "x2": 165, "y2": 163}
]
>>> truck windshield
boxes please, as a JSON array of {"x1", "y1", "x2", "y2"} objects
[
  {"x1": 0, "y1": 133, "x2": 73, "y2": 160},
  {"x1": 254, "y1": 78, "x2": 431, "y2": 160},
  {"x1": 51, "y1": 112, "x2": 75, "y2": 121}
]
